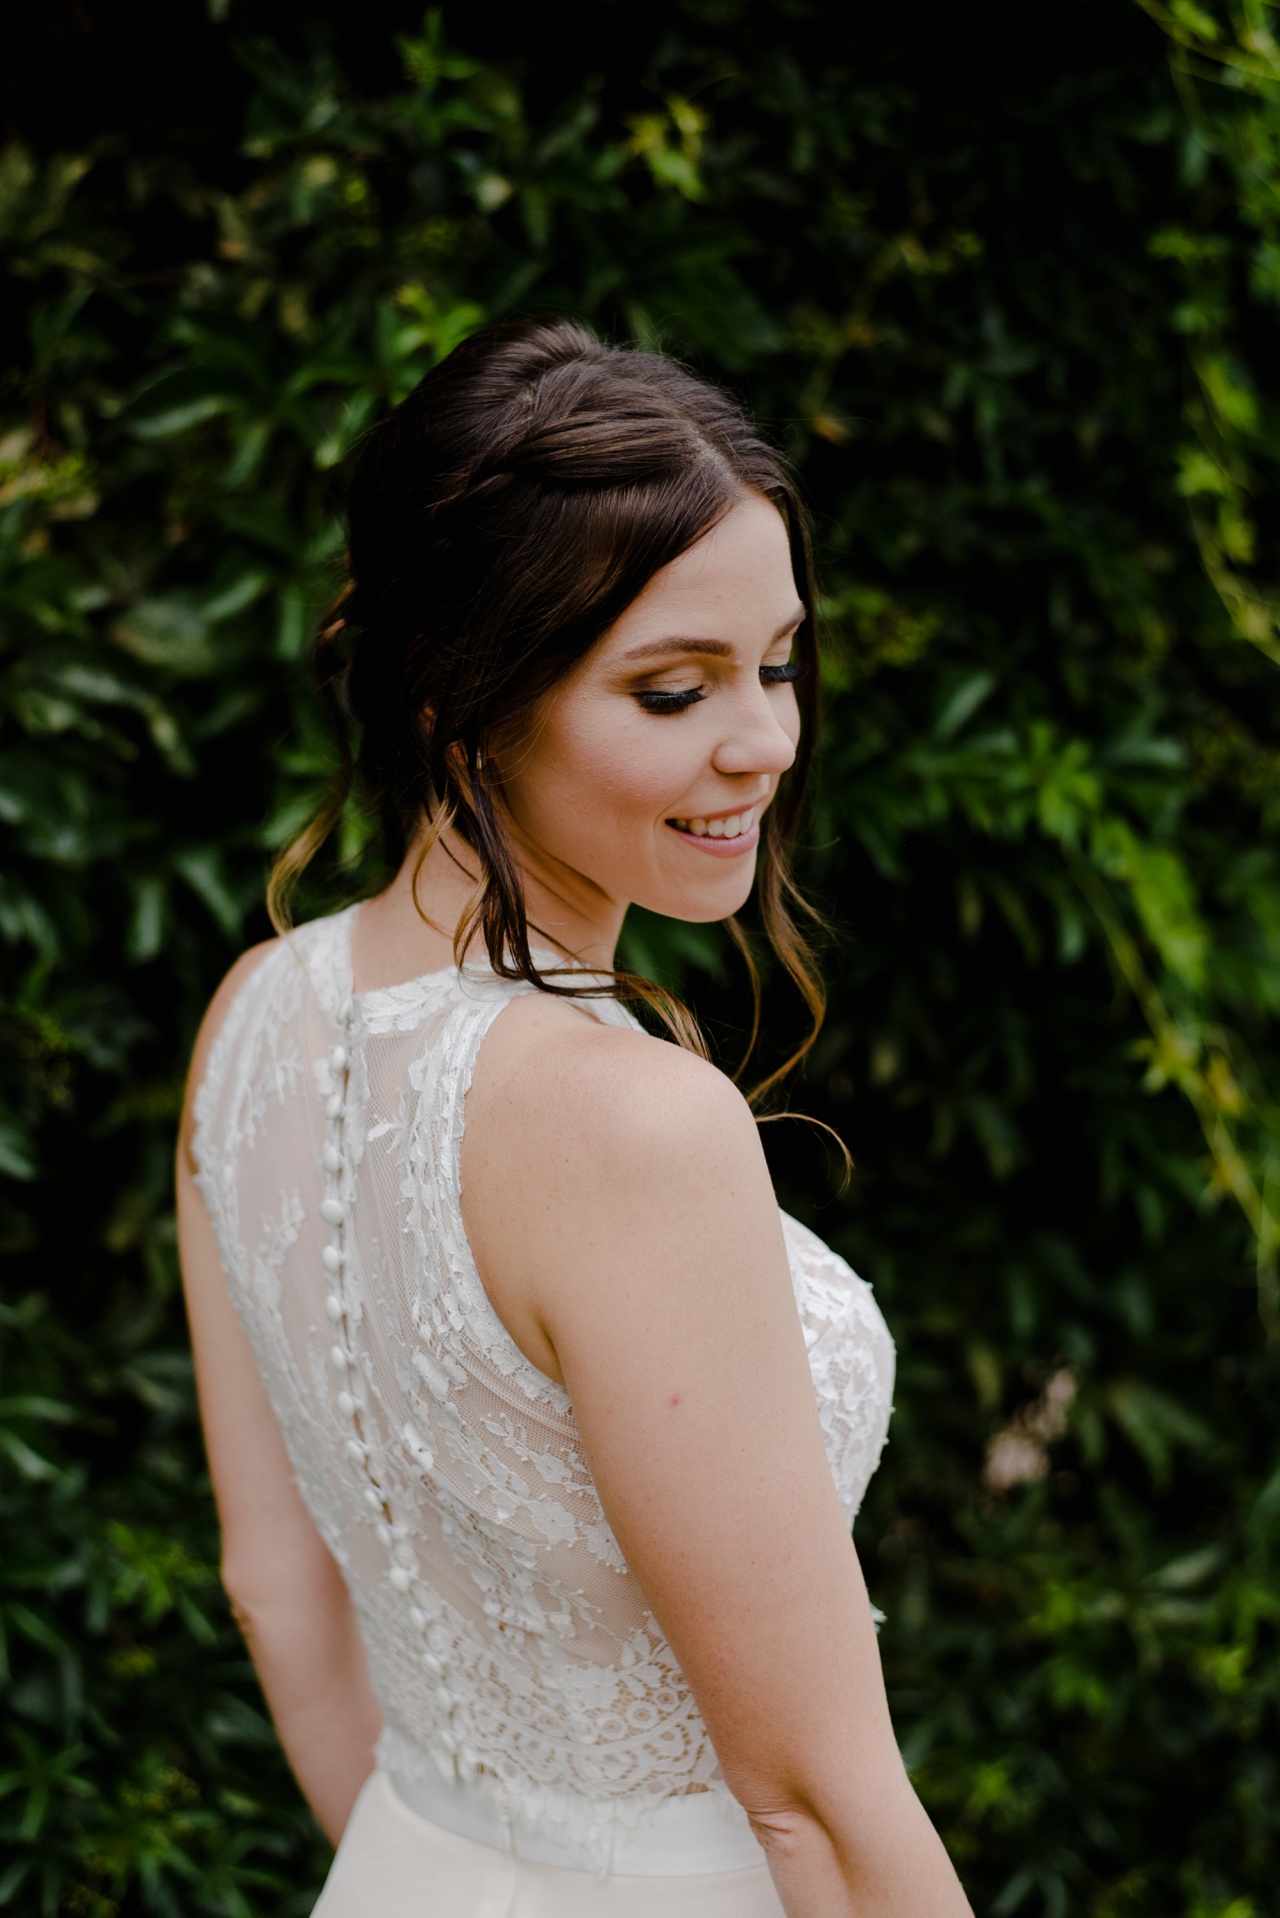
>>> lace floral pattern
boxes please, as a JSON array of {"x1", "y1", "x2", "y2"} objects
[{"x1": 192, "y1": 908, "x2": 895, "y2": 1866}]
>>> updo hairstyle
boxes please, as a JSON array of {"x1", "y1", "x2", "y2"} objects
[{"x1": 271, "y1": 316, "x2": 824, "y2": 1091}]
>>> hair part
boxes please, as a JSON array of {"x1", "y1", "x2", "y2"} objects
[{"x1": 270, "y1": 315, "x2": 827, "y2": 1101}]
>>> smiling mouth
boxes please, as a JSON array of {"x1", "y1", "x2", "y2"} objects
[{"x1": 666, "y1": 804, "x2": 760, "y2": 848}]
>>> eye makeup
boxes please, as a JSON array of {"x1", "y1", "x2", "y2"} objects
[{"x1": 632, "y1": 658, "x2": 803, "y2": 715}]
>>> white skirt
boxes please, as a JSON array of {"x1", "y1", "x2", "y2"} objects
[{"x1": 313, "y1": 1771, "x2": 785, "y2": 1917}]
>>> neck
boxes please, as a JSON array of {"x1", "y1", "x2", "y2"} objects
[{"x1": 352, "y1": 821, "x2": 624, "y2": 995}]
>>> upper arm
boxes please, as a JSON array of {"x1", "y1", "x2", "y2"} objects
[
  {"x1": 177, "y1": 943, "x2": 340, "y2": 1607},
  {"x1": 463, "y1": 1011, "x2": 904, "y2": 1823}
]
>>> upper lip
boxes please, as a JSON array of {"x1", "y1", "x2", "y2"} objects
[{"x1": 667, "y1": 800, "x2": 763, "y2": 824}]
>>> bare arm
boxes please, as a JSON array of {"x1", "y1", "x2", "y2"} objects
[
  {"x1": 177, "y1": 949, "x2": 382, "y2": 1844},
  {"x1": 465, "y1": 1004, "x2": 972, "y2": 1917}
]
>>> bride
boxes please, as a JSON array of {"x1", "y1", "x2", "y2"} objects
[{"x1": 177, "y1": 317, "x2": 971, "y2": 1916}]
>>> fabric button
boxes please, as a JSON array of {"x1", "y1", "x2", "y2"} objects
[
  {"x1": 376, "y1": 1523, "x2": 392, "y2": 1548},
  {"x1": 362, "y1": 1487, "x2": 381, "y2": 1510},
  {"x1": 324, "y1": 1292, "x2": 342, "y2": 1320},
  {"x1": 422, "y1": 1652, "x2": 443, "y2": 1678},
  {"x1": 389, "y1": 1566, "x2": 412, "y2": 1592},
  {"x1": 323, "y1": 1144, "x2": 341, "y2": 1173},
  {"x1": 408, "y1": 1607, "x2": 427, "y2": 1631},
  {"x1": 319, "y1": 1198, "x2": 344, "y2": 1226},
  {"x1": 344, "y1": 1437, "x2": 365, "y2": 1461},
  {"x1": 331, "y1": 1346, "x2": 349, "y2": 1371},
  {"x1": 436, "y1": 1686, "x2": 455, "y2": 1710},
  {"x1": 330, "y1": 1045, "x2": 348, "y2": 1072},
  {"x1": 325, "y1": 1093, "x2": 343, "y2": 1120},
  {"x1": 338, "y1": 1393, "x2": 356, "y2": 1417}
]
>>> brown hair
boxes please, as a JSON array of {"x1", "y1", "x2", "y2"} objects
[{"x1": 270, "y1": 315, "x2": 824, "y2": 1100}]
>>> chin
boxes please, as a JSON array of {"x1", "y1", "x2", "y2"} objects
[{"x1": 642, "y1": 878, "x2": 757, "y2": 925}]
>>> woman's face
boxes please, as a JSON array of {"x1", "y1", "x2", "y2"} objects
[{"x1": 493, "y1": 493, "x2": 805, "y2": 933}]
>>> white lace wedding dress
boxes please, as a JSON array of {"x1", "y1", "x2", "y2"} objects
[{"x1": 192, "y1": 906, "x2": 895, "y2": 1914}]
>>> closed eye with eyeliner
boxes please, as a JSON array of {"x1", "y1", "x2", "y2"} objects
[
  {"x1": 489, "y1": 503, "x2": 808, "y2": 921},
  {"x1": 635, "y1": 658, "x2": 805, "y2": 715}
]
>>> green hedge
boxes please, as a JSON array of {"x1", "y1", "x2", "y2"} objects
[{"x1": 3, "y1": 3, "x2": 1280, "y2": 1912}]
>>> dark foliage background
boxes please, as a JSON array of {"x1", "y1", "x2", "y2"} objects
[{"x1": 3, "y1": 1, "x2": 1280, "y2": 1912}]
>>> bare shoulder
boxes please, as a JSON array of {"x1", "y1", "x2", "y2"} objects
[
  {"x1": 464, "y1": 991, "x2": 777, "y2": 1380},
  {"x1": 179, "y1": 938, "x2": 280, "y2": 1162},
  {"x1": 471, "y1": 989, "x2": 762, "y2": 1186}
]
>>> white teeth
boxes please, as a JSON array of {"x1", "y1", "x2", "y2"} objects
[{"x1": 671, "y1": 807, "x2": 758, "y2": 839}]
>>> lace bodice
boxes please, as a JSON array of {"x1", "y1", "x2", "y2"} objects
[{"x1": 192, "y1": 907, "x2": 894, "y2": 1868}]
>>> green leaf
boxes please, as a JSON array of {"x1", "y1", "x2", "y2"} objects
[
  {"x1": 0, "y1": 1122, "x2": 36, "y2": 1181},
  {"x1": 934, "y1": 671, "x2": 996, "y2": 740}
]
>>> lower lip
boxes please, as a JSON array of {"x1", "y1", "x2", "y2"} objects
[{"x1": 665, "y1": 821, "x2": 761, "y2": 858}]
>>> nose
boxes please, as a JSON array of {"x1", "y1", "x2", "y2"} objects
[{"x1": 710, "y1": 685, "x2": 798, "y2": 782}]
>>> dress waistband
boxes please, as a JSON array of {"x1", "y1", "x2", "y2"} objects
[{"x1": 387, "y1": 1767, "x2": 764, "y2": 1877}]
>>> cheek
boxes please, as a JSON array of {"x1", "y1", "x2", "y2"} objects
[{"x1": 518, "y1": 704, "x2": 689, "y2": 832}]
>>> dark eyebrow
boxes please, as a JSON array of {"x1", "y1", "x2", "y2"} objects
[{"x1": 619, "y1": 607, "x2": 807, "y2": 667}]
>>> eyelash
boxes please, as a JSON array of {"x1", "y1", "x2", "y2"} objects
[{"x1": 635, "y1": 662, "x2": 803, "y2": 715}]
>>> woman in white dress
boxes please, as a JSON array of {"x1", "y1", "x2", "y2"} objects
[{"x1": 177, "y1": 318, "x2": 972, "y2": 1916}]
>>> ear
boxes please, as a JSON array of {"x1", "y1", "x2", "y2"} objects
[{"x1": 442, "y1": 734, "x2": 488, "y2": 807}]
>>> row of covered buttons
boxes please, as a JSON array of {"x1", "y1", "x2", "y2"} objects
[
  {"x1": 321, "y1": 1010, "x2": 364, "y2": 1468},
  {"x1": 320, "y1": 998, "x2": 474, "y2": 1783}
]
